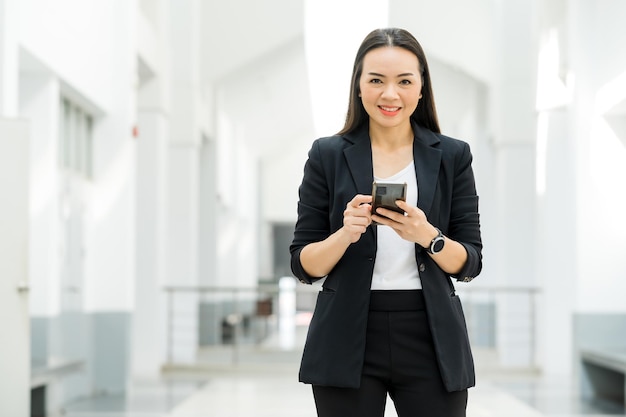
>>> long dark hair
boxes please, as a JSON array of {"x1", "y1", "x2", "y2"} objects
[{"x1": 337, "y1": 28, "x2": 440, "y2": 135}]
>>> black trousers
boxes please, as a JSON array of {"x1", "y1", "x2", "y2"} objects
[{"x1": 312, "y1": 290, "x2": 468, "y2": 417}]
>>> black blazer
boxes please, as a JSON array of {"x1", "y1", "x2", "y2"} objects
[{"x1": 290, "y1": 121, "x2": 483, "y2": 392}]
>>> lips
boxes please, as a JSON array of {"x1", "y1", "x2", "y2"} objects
[{"x1": 378, "y1": 105, "x2": 401, "y2": 116}]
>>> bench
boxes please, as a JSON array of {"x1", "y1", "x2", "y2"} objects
[
  {"x1": 31, "y1": 357, "x2": 84, "y2": 417},
  {"x1": 31, "y1": 357, "x2": 84, "y2": 389},
  {"x1": 580, "y1": 348, "x2": 626, "y2": 407}
]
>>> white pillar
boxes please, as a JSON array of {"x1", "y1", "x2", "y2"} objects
[
  {"x1": 166, "y1": 0, "x2": 202, "y2": 362},
  {"x1": 19, "y1": 73, "x2": 62, "y2": 320},
  {"x1": 491, "y1": 0, "x2": 540, "y2": 368},
  {"x1": 167, "y1": 0, "x2": 201, "y2": 286},
  {"x1": 0, "y1": 119, "x2": 30, "y2": 417},
  {"x1": 534, "y1": 0, "x2": 577, "y2": 376},
  {"x1": 134, "y1": 79, "x2": 169, "y2": 378},
  {"x1": 1, "y1": 3, "x2": 29, "y2": 415},
  {"x1": 132, "y1": 0, "x2": 171, "y2": 379}
]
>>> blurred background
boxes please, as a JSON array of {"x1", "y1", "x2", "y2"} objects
[{"x1": 1, "y1": 0, "x2": 626, "y2": 416}]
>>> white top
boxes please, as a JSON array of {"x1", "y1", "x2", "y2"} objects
[{"x1": 370, "y1": 161, "x2": 422, "y2": 290}]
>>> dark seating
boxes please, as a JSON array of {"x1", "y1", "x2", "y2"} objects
[{"x1": 580, "y1": 348, "x2": 626, "y2": 408}]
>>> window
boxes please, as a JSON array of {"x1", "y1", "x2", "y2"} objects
[{"x1": 59, "y1": 97, "x2": 93, "y2": 178}]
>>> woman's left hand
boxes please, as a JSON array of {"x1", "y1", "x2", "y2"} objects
[
  {"x1": 371, "y1": 200, "x2": 435, "y2": 248},
  {"x1": 373, "y1": 200, "x2": 469, "y2": 274}
]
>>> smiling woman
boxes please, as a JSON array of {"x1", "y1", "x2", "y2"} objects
[
  {"x1": 359, "y1": 47, "x2": 422, "y2": 128},
  {"x1": 290, "y1": 28, "x2": 482, "y2": 417}
]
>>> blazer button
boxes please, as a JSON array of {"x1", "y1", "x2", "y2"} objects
[{"x1": 419, "y1": 263, "x2": 426, "y2": 272}]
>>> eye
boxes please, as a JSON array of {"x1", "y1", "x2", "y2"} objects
[
  {"x1": 399, "y1": 79, "x2": 412, "y2": 85},
  {"x1": 369, "y1": 78, "x2": 382, "y2": 84}
]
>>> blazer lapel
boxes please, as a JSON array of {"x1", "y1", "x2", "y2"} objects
[
  {"x1": 343, "y1": 129, "x2": 374, "y2": 196},
  {"x1": 412, "y1": 123, "x2": 441, "y2": 218},
  {"x1": 342, "y1": 127, "x2": 377, "y2": 242}
]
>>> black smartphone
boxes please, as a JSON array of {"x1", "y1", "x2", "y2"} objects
[{"x1": 371, "y1": 182, "x2": 407, "y2": 221}]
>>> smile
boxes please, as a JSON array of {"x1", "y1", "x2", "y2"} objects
[{"x1": 378, "y1": 106, "x2": 401, "y2": 116}]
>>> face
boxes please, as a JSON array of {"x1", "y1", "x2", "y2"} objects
[{"x1": 358, "y1": 46, "x2": 423, "y2": 131}]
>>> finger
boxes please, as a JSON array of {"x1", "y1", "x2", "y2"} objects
[
  {"x1": 348, "y1": 213, "x2": 370, "y2": 225},
  {"x1": 350, "y1": 194, "x2": 373, "y2": 207},
  {"x1": 350, "y1": 213, "x2": 373, "y2": 229},
  {"x1": 395, "y1": 200, "x2": 423, "y2": 217},
  {"x1": 375, "y1": 207, "x2": 405, "y2": 222},
  {"x1": 345, "y1": 204, "x2": 372, "y2": 219},
  {"x1": 395, "y1": 200, "x2": 408, "y2": 209},
  {"x1": 394, "y1": 200, "x2": 414, "y2": 215},
  {"x1": 370, "y1": 214, "x2": 388, "y2": 227}
]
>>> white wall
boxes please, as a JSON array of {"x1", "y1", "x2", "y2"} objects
[
  {"x1": 19, "y1": 71, "x2": 61, "y2": 317},
  {"x1": 570, "y1": 0, "x2": 626, "y2": 312},
  {"x1": 216, "y1": 37, "x2": 314, "y2": 281},
  {"x1": 534, "y1": 0, "x2": 626, "y2": 375},
  {"x1": 18, "y1": 0, "x2": 121, "y2": 113},
  {"x1": 0, "y1": 0, "x2": 18, "y2": 116},
  {"x1": 389, "y1": 0, "x2": 495, "y2": 85},
  {"x1": 18, "y1": 0, "x2": 138, "y2": 313},
  {"x1": 304, "y1": 0, "x2": 388, "y2": 137},
  {"x1": 213, "y1": 108, "x2": 258, "y2": 288}
]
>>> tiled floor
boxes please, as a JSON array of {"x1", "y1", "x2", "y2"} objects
[
  {"x1": 63, "y1": 368, "x2": 624, "y2": 417},
  {"x1": 63, "y1": 360, "x2": 625, "y2": 417},
  {"x1": 63, "y1": 324, "x2": 625, "y2": 417}
]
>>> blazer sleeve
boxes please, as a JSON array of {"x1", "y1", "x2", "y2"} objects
[
  {"x1": 448, "y1": 141, "x2": 483, "y2": 282},
  {"x1": 290, "y1": 139, "x2": 332, "y2": 284}
]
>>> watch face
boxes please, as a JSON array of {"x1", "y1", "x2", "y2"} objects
[{"x1": 432, "y1": 237, "x2": 445, "y2": 253}]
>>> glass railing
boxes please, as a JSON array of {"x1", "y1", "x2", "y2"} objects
[{"x1": 163, "y1": 281, "x2": 541, "y2": 372}]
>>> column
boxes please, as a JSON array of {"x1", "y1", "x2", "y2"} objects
[
  {"x1": 166, "y1": 0, "x2": 201, "y2": 362},
  {"x1": 491, "y1": 0, "x2": 540, "y2": 368},
  {"x1": 0, "y1": 119, "x2": 30, "y2": 417}
]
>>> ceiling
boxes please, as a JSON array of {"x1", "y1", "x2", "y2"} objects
[{"x1": 200, "y1": 0, "x2": 305, "y2": 83}]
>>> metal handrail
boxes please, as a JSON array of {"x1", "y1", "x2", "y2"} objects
[
  {"x1": 163, "y1": 283, "x2": 541, "y2": 370},
  {"x1": 163, "y1": 282, "x2": 315, "y2": 365},
  {"x1": 456, "y1": 285, "x2": 541, "y2": 370}
]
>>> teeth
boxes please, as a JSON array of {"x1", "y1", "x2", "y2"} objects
[{"x1": 380, "y1": 106, "x2": 399, "y2": 111}]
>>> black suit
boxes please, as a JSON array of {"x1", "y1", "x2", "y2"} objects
[{"x1": 290, "y1": 121, "x2": 482, "y2": 392}]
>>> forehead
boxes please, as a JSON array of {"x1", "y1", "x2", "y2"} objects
[{"x1": 362, "y1": 46, "x2": 420, "y2": 74}]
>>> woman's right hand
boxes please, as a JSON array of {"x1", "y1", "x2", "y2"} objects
[
  {"x1": 299, "y1": 194, "x2": 373, "y2": 277},
  {"x1": 341, "y1": 194, "x2": 373, "y2": 243}
]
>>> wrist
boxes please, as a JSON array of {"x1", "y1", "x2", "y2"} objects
[
  {"x1": 337, "y1": 225, "x2": 357, "y2": 245},
  {"x1": 419, "y1": 226, "x2": 438, "y2": 248},
  {"x1": 423, "y1": 227, "x2": 445, "y2": 254}
]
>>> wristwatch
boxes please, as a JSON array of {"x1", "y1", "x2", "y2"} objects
[{"x1": 425, "y1": 228, "x2": 445, "y2": 254}]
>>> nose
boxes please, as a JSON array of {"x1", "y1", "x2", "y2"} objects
[{"x1": 381, "y1": 83, "x2": 399, "y2": 99}]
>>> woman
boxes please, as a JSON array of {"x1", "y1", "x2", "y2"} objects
[{"x1": 290, "y1": 28, "x2": 482, "y2": 417}]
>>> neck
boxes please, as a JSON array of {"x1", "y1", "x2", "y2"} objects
[{"x1": 369, "y1": 123, "x2": 414, "y2": 150}]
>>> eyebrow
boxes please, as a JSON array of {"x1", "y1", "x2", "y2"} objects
[{"x1": 367, "y1": 72, "x2": 416, "y2": 77}]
